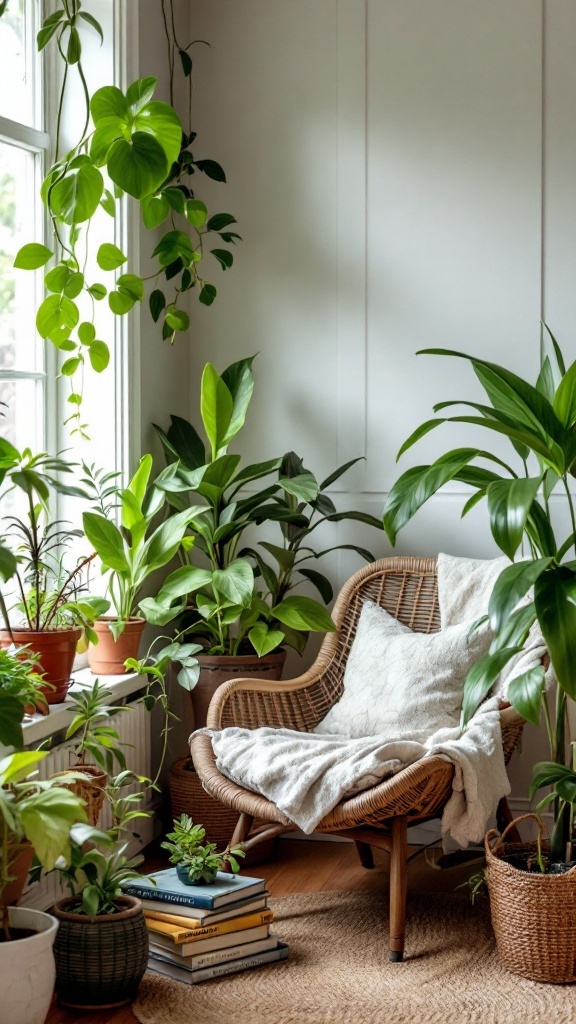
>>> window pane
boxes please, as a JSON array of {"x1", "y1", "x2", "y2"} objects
[
  {"x1": 0, "y1": 141, "x2": 41, "y2": 372},
  {"x1": 0, "y1": 377, "x2": 43, "y2": 453},
  {"x1": 0, "y1": 0, "x2": 38, "y2": 128}
]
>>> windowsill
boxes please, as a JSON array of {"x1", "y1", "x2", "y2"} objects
[{"x1": 21, "y1": 667, "x2": 147, "y2": 746}]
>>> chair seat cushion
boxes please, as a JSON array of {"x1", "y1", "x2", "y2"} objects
[{"x1": 314, "y1": 600, "x2": 491, "y2": 741}]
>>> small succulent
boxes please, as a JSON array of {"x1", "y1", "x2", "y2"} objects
[{"x1": 161, "y1": 814, "x2": 245, "y2": 884}]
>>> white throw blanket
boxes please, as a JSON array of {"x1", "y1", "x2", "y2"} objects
[
  {"x1": 195, "y1": 554, "x2": 546, "y2": 847},
  {"x1": 196, "y1": 696, "x2": 508, "y2": 845}
]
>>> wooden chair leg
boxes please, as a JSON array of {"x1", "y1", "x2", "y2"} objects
[
  {"x1": 230, "y1": 812, "x2": 254, "y2": 847},
  {"x1": 389, "y1": 816, "x2": 408, "y2": 963},
  {"x1": 354, "y1": 840, "x2": 374, "y2": 869},
  {"x1": 496, "y1": 797, "x2": 521, "y2": 843}
]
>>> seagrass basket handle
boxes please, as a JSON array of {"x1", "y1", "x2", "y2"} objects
[{"x1": 485, "y1": 812, "x2": 548, "y2": 857}]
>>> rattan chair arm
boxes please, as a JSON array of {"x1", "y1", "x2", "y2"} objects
[{"x1": 205, "y1": 650, "x2": 336, "y2": 730}]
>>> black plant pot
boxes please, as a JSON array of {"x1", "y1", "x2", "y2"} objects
[{"x1": 52, "y1": 895, "x2": 149, "y2": 1009}]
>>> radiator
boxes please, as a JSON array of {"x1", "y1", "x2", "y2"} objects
[{"x1": 19, "y1": 698, "x2": 160, "y2": 911}]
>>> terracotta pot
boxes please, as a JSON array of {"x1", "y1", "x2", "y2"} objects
[
  {"x1": 0, "y1": 628, "x2": 82, "y2": 704},
  {"x1": 52, "y1": 895, "x2": 148, "y2": 1009},
  {"x1": 2, "y1": 907, "x2": 59, "y2": 1024},
  {"x1": 87, "y1": 618, "x2": 145, "y2": 675},
  {"x1": 4, "y1": 842, "x2": 34, "y2": 905},
  {"x1": 192, "y1": 649, "x2": 287, "y2": 728}
]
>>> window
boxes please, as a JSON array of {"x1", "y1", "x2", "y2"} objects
[{"x1": 0, "y1": 0, "x2": 50, "y2": 457}]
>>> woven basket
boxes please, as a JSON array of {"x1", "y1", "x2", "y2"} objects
[
  {"x1": 51, "y1": 764, "x2": 107, "y2": 826},
  {"x1": 169, "y1": 755, "x2": 239, "y2": 846},
  {"x1": 485, "y1": 813, "x2": 576, "y2": 983},
  {"x1": 53, "y1": 895, "x2": 148, "y2": 1009}
]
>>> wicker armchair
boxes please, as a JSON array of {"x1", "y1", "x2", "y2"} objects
[{"x1": 190, "y1": 556, "x2": 525, "y2": 961}]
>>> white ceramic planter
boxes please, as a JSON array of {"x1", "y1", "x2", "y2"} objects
[{"x1": 1, "y1": 907, "x2": 58, "y2": 1024}]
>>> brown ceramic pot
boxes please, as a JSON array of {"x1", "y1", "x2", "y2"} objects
[
  {"x1": 87, "y1": 617, "x2": 145, "y2": 675},
  {"x1": 0, "y1": 627, "x2": 82, "y2": 703},
  {"x1": 192, "y1": 649, "x2": 287, "y2": 728}
]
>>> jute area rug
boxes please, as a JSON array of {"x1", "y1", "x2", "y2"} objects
[{"x1": 132, "y1": 889, "x2": 576, "y2": 1024}]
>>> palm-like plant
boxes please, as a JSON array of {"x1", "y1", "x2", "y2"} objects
[{"x1": 383, "y1": 327, "x2": 576, "y2": 863}]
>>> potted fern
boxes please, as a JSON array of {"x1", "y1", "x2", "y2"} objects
[{"x1": 383, "y1": 327, "x2": 576, "y2": 981}]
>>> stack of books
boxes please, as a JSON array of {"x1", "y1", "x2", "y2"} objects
[{"x1": 122, "y1": 868, "x2": 289, "y2": 984}]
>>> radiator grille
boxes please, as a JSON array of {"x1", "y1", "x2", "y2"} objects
[{"x1": 18, "y1": 699, "x2": 157, "y2": 911}]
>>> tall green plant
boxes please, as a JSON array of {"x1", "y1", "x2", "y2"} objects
[
  {"x1": 383, "y1": 327, "x2": 576, "y2": 861},
  {"x1": 146, "y1": 358, "x2": 339, "y2": 656},
  {"x1": 10, "y1": 1, "x2": 239, "y2": 437}
]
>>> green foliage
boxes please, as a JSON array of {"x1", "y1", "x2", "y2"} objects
[
  {"x1": 82, "y1": 454, "x2": 199, "y2": 633},
  {"x1": 0, "y1": 751, "x2": 86, "y2": 934},
  {"x1": 64, "y1": 680, "x2": 129, "y2": 774},
  {"x1": 0, "y1": 647, "x2": 47, "y2": 749},
  {"x1": 58, "y1": 840, "x2": 145, "y2": 918},
  {"x1": 12, "y1": 2, "x2": 239, "y2": 438},
  {"x1": 161, "y1": 814, "x2": 245, "y2": 883},
  {"x1": 150, "y1": 358, "x2": 382, "y2": 656},
  {"x1": 383, "y1": 328, "x2": 576, "y2": 862}
]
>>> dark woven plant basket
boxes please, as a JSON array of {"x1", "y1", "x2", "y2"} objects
[
  {"x1": 52, "y1": 895, "x2": 149, "y2": 1009},
  {"x1": 485, "y1": 814, "x2": 576, "y2": 983}
]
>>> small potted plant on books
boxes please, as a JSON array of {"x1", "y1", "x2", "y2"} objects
[{"x1": 161, "y1": 814, "x2": 245, "y2": 885}]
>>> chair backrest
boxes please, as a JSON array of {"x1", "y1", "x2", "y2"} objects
[{"x1": 312, "y1": 557, "x2": 440, "y2": 726}]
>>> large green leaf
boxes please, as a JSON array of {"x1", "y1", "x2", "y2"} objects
[
  {"x1": 19, "y1": 788, "x2": 86, "y2": 870},
  {"x1": 133, "y1": 101, "x2": 182, "y2": 166},
  {"x1": 534, "y1": 565, "x2": 576, "y2": 698},
  {"x1": 248, "y1": 623, "x2": 285, "y2": 657},
  {"x1": 36, "y1": 294, "x2": 79, "y2": 341},
  {"x1": 197, "y1": 455, "x2": 241, "y2": 502},
  {"x1": 128, "y1": 454, "x2": 152, "y2": 509},
  {"x1": 220, "y1": 356, "x2": 255, "y2": 446},
  {"x1": 14, "y1": 243, "x2": 53, "y2": 270},
  {"x1": 279, "y1": 472, "x2": 319, "y2": 503},
  {"x1": 229, "y1": 458, "x2": 282, "y2": 490},
  {"x1": 461, "y1": 647, "x2": 523, "y2": 727},
  {"x1": 212, "y1": 559, "x2": 254, "y2": 607},
  {"x1": 107, "y1": 132, "x2": 168, "y2": 200},
  {"x1": 83, "y1": 512, "x2": 128, "y2": 572},
  {"x1": 488, "y1": 601, "x2": 537, "y2": 653},
  {"x1": 201, "y1": 364, "x2": 233, "y2": 459},
  {"x1": 138, "y1": 508, "x2": 197, "y2": 577},
  {"x1": 50, "y1": 162, "x2": 104, "y2": 224},
  {"x1": 320, "y1": 457, "x2": 364, "y2": 489},
  {"x1": 487, "y1": 558, "x2": 552, "y2": 633},
  {"x1": 297, "y1": 567, "x2": 334, "y2": 603},
  {"x1": 486, "y1": 476, "x2": 542, "y2": 560},
  {"x1": 273, "y1": 596, "x2": 336, "y2": 633},
  {"x1": 507, "y1": 666, "x2": 545, "y2": 726},
  {"x1": 554, "y1": 359, "x2": 576, "y2": 428},
  {"x1": 0, "y1": 694, "x2": 24, "y2": 749},
  {"x1": 167, "y1": 415, "x2": 205, "y2": 469},
  {"x1": 384, "y1": 449, "x2": 480, "y2": 544}
]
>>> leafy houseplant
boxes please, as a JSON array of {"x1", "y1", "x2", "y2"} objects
[
  {"x1": 9, "y1": 0, "x2": 239, "y2": 438},
  {"x1": 52, "y1": 837, "x2": 149, "y2": 1009},
  {"x1": 0, "y1": 443, "x2": 109, "y2": 701},
  {"x1": 0, "y1": 647, "x2": 48, "y2": 749},
  {"x1": 0, "y1": 750, "x2": 87, "y2": 1024},
  {"x1": 82, "y1": 453, "x2": 199, "y2": 673},
  {"x1": 383, "y1": 329, "x2": 576, "y2": 866},
  {"x1": 161, "y1": 814, "x2": 245, "y2": 885}
]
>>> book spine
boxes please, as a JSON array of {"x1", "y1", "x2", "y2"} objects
[
  {"x1": 189, "y1": 944, "x2": 289, "y2": 983},
  {"x1": 122, "y1": 886, "x2": 215, "y2": 909}
]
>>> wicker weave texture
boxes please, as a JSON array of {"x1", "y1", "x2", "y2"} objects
[
  {"x1": 191, "y1": 557, "x2": 525, "y2": 835},
  {"x1": 51, "y1": 765, "x2": 107, "y2": 826},
  {"x1": 169, "y1": 756, "x2": 240, "y2": 845},
  {"x1": 485, "y1": 816, "x2": 576, "y2": 983}
]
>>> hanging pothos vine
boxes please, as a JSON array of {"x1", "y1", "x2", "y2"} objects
[{"x1": 7, "y1": 0, "x2": 239, "y2": 438}]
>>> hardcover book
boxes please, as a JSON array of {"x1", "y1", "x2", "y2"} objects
[
  {"x1": 145, "y1": 908, "x2": 273, "y2": 944},
  {"x1": 149, "y1": 923, "x2": 271, "y2": 958},
  {"x1": 138, "y1": 892, "x2": 269, "y2": 923},
  {"x1": 147, "y1": 941, "x2": 289, "y2": 984},
  {"x1": 149, "y1": 933, "x2": 279, "y2": 971},
  {"x1": 122, "y1": 868, "x2": 265, "y2": 909}
]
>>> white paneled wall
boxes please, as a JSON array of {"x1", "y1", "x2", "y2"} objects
[{"x1": 183, "y1": 0, "x2": 576, "y2": 809}]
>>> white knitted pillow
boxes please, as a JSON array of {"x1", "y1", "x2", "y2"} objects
[{"x1": 314, "y1": 600, "x2": 491, "y2": 741}]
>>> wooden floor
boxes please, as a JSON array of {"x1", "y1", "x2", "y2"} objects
[{"x1": 46, "y1": 837, "x2": 477, "y2": 1024}]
